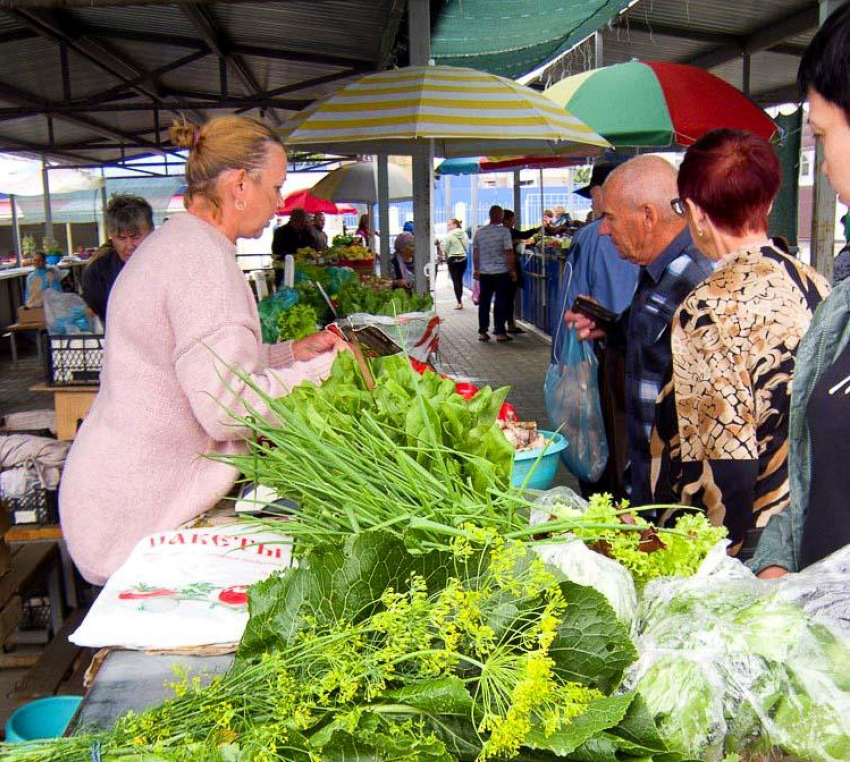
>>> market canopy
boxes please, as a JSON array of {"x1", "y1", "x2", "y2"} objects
[
  {"x1": 430, "y1": 0, "x2": 633, "y2": 79},
  {"x1": 0, "y1": 0, "x2": 404, "y2": 168},
  {"x1": 0, "y1": 163, "x2": 103, "y2": 195},
  {"x1": 3, "y1": 176, "x2": 183, "y2": 225},
  {"x1": 279, "y1": 65, "x2": 609, "y2": 158}
]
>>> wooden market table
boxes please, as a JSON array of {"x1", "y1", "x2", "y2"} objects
[
  {"x1": 29, "y1": 383, "x2": 98, "y2": 441},
  {"x1": 73, "y1": 650, "x2": 234, "y2": 731}
]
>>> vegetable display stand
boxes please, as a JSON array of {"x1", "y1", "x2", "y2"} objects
[{"x1": 336, "y1": 257, "x2": 375, "y2": 274}]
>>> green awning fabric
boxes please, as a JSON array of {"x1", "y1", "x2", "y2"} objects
[
  {"x1": 768, "y1": 109, "x2": 802, "y2": 247},
  {"x1": 12, "y1": 177, "x2": 183, "y2": 226},
  {"x1": 431, "y1": 0, "x2": 633, "y2": 79}
]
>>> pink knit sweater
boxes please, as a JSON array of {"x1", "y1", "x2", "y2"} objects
[{"x1": 60, "y1": 214, "x2": 336, "y2": 584}]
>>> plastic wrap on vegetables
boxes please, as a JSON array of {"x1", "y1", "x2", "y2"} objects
[{"x1": 626, "y1": 545, "x2": 850, "y2": 762}]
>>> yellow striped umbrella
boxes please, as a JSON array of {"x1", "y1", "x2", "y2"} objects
[{"x1": 279, "y1": 65, "x2": 609, "y2": 157}]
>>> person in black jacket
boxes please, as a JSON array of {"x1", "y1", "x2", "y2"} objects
[
  {"x1": 83, "y1": 195, "x2": 154, "y2": 323},
  {"x1": 271, "y1": 207, "x2": 311, "y2": 286},
  {"x1": 502, "y1": 210, "x2": 537, "y2": 334}
]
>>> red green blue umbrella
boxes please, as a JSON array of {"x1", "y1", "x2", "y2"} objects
[{"x1": 543, "y1": 61, "x2": 778, "y2": 147}]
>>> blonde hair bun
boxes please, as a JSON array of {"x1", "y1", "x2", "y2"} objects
[{"x1": 169, "y1": 119, "x2": 199, "y2": 151}]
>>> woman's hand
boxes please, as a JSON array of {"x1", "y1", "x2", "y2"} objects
[{"x1": 292, "y1": 330, "x2": 349, "y2": 362}]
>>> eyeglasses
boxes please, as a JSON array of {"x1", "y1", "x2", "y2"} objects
[{"x1": 670, "y1": 198, "x2": 685, "y2": 217}]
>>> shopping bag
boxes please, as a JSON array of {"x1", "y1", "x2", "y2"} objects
[
  {"x1": 471, "y1": 280, "x2": 481, "y2": 305},
  {"x1": 544, "y1": 304, "x2": 608, "y2": 482}
]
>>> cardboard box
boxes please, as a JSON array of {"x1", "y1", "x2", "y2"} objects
[{"x1": 16, "y1": 306, "x2": 44, "y2": 326}]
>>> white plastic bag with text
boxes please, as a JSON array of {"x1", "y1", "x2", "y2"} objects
[{"x1": 70, "y1": 524, "x2": 292, "y2": 650}]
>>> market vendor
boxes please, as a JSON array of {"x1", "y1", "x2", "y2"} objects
[
  {"x1": 24, "y1": 251, "x2": 62, "y2": 308},
  {"x1": 82, "y1": 194, "x2": 154, "y2": 322},
  {"x1": 271, "y1": 207, "x2": 311, "y2": 286},
  {"x1": 391, "y1": 232, "x2": 415, "y2": 287},
  {"x1": 60, "y1": 115, "x2": 347, "y2": 585},
  {"x1": 752, "y1": 3, "x2": 850, "y2": 577}
]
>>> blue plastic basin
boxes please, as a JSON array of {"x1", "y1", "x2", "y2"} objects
[
  {"x1": 511, "y1": 431, "x2": 567, "y2": 490},
  {"x1": 5, "y1": 696, "x2": 82, "y2": 743},
  {"x1": 44, "y1": 254, "x2": 62, "y2": 266}
]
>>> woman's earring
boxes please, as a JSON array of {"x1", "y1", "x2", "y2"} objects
[
  {"x1": 697, "y1": 228, "x2": 704, "y2": 237},
  {"x1": 235, "y1": 199, "x2": 247, "y2": 211}
]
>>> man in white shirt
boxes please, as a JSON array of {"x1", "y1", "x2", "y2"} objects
[{"x1": 472, "y1": 205, "x2": 517, "y2": 342}]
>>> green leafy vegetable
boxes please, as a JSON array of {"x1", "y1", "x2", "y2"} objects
[{"x1": 277, "y1": 303, "x2": 318, "y2": 341}]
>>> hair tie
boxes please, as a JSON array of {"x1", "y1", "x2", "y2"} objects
[{"x1": 192, "y1": 128, "x2": 201, "y2": 149}]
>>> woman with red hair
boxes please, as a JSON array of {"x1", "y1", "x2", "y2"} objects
[{"x1": 651, "y1": 129, "x2": 830, "y2": 558}]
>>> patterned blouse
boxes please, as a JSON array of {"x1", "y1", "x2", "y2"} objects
[{"x1": 650, "y1": 243, "x2": 830, "y2": 550}]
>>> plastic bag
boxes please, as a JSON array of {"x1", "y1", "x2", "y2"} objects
[
  {"x1": 471, "y1": 280, "x2": 481, "y2": 305},
  {"x1": 257, "y1": 287, "x2": 299, "y2": 344},
  {"x1": 535, "y1": 538, "x2": 638, "y2": 626},
  {"x1": 544, "y1": 320, "x2": 608, "y2": 482},
  {"x1": 625, "y1": 545, "x2": 850, "y2": 762},
  {"x1": 70, "y1": 524, "x2": 293, "y2": 650},
  {"x1": 42, "y1": 289, "x2": 97, "y2": 335}
]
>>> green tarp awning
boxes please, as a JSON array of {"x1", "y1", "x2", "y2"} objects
[{"x1": 431, "y1": 0, "x2": 633, "y2": 80}]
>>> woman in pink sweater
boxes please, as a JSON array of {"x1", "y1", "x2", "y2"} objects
[{"x1": 60, "y1": 116, "x2": 345, "y2": 585}]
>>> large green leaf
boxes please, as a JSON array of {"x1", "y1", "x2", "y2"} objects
[
  {"x1": 549, "y1": 582, "x2": 637, "y2": 693},
  {"x1": 382, "y1": 677, "x2": 474, "y2": 716},
  {"x1": 605, "y1": 694, "x2": 678, "y2": 758},
  {"x1": 238, "y1": 532, "x2": 449, "y2": 661},
  {"x1": 523, "y1": 693, "x2": 635, "y2": 756}
]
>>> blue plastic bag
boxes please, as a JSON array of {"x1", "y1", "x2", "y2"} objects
[
  {"x1": 544, "y1": 282, "x2": 608, "y2": 483},
  {"x1": 258, "y1": 288, "x2": 299, "y2": 344}
]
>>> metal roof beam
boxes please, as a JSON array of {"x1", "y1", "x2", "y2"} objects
[
  {"x1": 0, "y1": 133, "x2": 96, "y2": 164},
  {"x1": 181, "y1": 4, "x2": 281, "y2": 126},
  {"x1": 379, "y1": 0, "x2": 407, "y2": 69},
  {"x1": 82, "y1": 26, "x2": 373, "y2": 70},
  {"x1": 686, "y1": 4, "x2": 819, "y2": 70},
  {"x1": 0, "y1": 77, "x2": 165, "y2": 152},
  {"x1": 9, "y1": 9, "x2": 165, "y2": 103},
  {"x1": 84, "y1": 50, "x2": 211, "y2": 107},
  {"x1": 614, "y1": 18, "x2": 739, "y2": 46},
  {"x1": 0, "y1": 96, "x2": 311, "y2": 117},
  {"x1": 752, "y1": 84, "x2": 803, "y2": 106}
]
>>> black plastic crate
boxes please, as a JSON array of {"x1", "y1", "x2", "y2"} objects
[
  {"x1": 47, "y1": 334, "x2": 104, "y2": 386},
  {"x1": 3, "y1": 487, "x2": 58, "y2": 525}
]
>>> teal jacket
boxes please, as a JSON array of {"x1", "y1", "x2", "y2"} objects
[{"x1": 751, "y1": 277, "x2": 850, "y2": 573}]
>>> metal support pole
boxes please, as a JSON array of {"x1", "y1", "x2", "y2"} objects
[
  {"x1": 811, "y1": 0, "x2": 843, "y2": 279},
  {"x1": 377, "y1": 156, "x2": 391, "y2": 277},
  {"x1": 65, "y1": 222, "x2": 73, "y2": 255},
  {"x1": 742, "y1": 54, "x2": 751, "y2": 95},
  {"x1": 98, "y1": 173, "x2": 108, "y2": 244},
  {"x1": 470, "y1": 174, "x2": 478, "y2": 234},
  {"x1": 594, "y1": 31, "x2": 604, "y2": 68},
  {"x1": 513, "y1": 169, "x2": 522, "y2": 226},
  {"x1": 409, "y1": 0, "x2": 432, "y2": 295},
  {"x1": 10, "y1": 194, "x2": 21, "y2": 267},
  {"x1": 41, "y1": 160, "x2": 53, "y2": 242}
]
